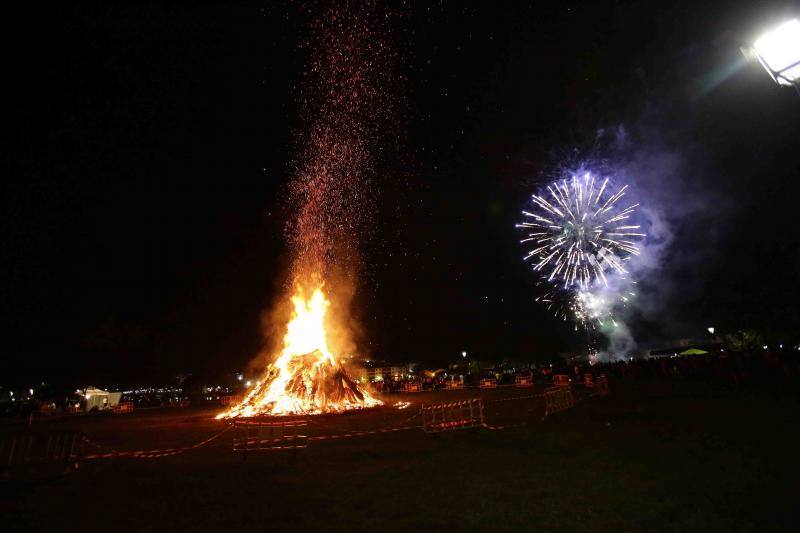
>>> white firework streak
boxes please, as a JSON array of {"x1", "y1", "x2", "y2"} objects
[
  {"x1": 516, "y1": 171, "x2": 646, "y2": 327},
  {"x1": 516, "y1": 172, "x2": 643, "y2": 290}
]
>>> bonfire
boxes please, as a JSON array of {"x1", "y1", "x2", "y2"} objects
[{"x1": 218, "y1": 285, "x2": 381, "y2": 418}]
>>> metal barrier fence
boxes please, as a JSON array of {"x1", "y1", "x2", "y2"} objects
[
  {"x1": 403, "y1": 382, "x2": 422, "y2": 392},
  {"x1": 421, "y1": 398, "x2": 484, "y2": 433},
  {"x1": 113, "y1": 401, "x2": 134, "y2": 414},
  {"x1": 220, "y1": 394, "x2": 244, "y2": 406},
  {"x1": 232, "y1": 419, "x2": 308, "y2": 458},
  {"x1": 479, "y1": 378, "x2": 497, "y2": 389},
  {"x1": 553, "y1": 374, "x2": 570, "y2": 386},
  {"x1": 515, "y1": 375, "x2": 533, "y2": 387},
  {"x1": 543, "y1": 386, "x2": 574, "y2": 417},
  {"x1": 0, "y1": 430, "x2": 83, "y2": 473}
]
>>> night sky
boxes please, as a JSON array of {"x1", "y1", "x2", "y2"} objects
[{"x1": 3, "y1": 1, "x2": 800, "y2": 386}]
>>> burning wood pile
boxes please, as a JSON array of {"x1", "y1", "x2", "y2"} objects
[{"x1": 218, "y1": 286, "x2": 380, "y2": 418}]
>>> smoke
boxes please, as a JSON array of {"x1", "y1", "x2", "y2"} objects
[
  {"x1": 590, "y1": 120, "x2": 727, "y2": 359},
  {"x1": 521, "y1": 116, "x2": 726, "y2": 361},
  {"x1": 603, "y1": 320, "x2": 636, "y2": 358}
]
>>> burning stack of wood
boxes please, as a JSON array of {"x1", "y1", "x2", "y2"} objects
[{"x1": 283, "y1": 351, "x2": 368, "y2": 409}]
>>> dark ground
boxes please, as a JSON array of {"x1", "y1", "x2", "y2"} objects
[{"x1": 3, "y1": 380, "x2": 799, "y2": 532}]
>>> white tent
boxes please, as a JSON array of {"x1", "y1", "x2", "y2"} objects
[{"x1": 81, "y1": 386, "x2": 122, "y2": 411}]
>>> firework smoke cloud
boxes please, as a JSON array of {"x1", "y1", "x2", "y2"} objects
[{"x1": 515, "y1": 116, "x2": 719, "y2": 361}]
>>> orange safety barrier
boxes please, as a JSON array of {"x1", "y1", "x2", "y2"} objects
[
  {"x1": 553, "y1": 374, "x2": 570, "y2": 387},
  {"x1": 1, "y1": 430, "x2": 82, "y2": 474},
  {"x1": 445, "y1": 380, "x2": 464, "y2": 390},
  {"x1": 544, "y1": 386, "x2": 574, "y2": 416},
  {"x1": 113, "y1": 401, "x2": 134, "y2": 414},
  {"x1": 583, "y1": 373, "x2": 595, "y2": 388},
  {"x1": 37, "y1": 403, "x2": 57, "y2": 415},
  {"x1": 232, "y1": 419, "x2": 308, "y2": 458},
  {"x1": 421, "y1": 398, "x2": 484, "y2": 433},
  {"x1": 403, "y1": 382, "x2": 422, "y2": 392},
  {"x1": 220, "y1": 394, "x2": 243, "y2": 406},
  {"x1": 479, "y1": 378, "x2": 497, "y2": 389},
  {"x1": 515, "y1": 374, "x2": 533, "y2": 387}
]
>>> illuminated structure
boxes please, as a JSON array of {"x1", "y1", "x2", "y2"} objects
[{"x1": 744, "y1": 18, "x2": 800, "y2": 93}]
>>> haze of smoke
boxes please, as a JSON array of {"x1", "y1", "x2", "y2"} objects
[{"x1": 596, "y1": 122, "x2": 727, "y2": 359}]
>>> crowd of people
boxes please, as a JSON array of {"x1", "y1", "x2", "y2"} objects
[
  {"x1": 591, "y1": 349, "x2": 800, "y2": 387},
  {"x1": 372, "y1": 348, "x2": 800, "y2": 392}
]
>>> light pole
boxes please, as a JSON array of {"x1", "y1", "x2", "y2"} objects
[
  {"x1": 707, "y1": 326, "x2": 716, "y2": 345},
  {"x1": 742, "y1": 18, "x2": 800, "y2": 94}
]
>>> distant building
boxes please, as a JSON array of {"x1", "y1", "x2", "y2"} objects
[{"x1": 353, "y1": 360, "x2": 412, "y2": 382}]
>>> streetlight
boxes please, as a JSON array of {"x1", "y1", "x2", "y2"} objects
[
  {"x1": 461, "y1": 351, "x2": 467, "y2": 358},
  {"x1": 707, "y1": 326, "x2": 715, "y2": 335},
  {"x1": 743, "y1": 18, "x2": 800, "y2": 93}
]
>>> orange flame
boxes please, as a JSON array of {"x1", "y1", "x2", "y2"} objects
[{"x1": 218, "y1": 284, "x2": 381, "y2": 418}]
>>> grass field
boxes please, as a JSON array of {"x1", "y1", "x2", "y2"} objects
[{"x1": 3, "y1": 379, "x2": 799, "y2": 532}]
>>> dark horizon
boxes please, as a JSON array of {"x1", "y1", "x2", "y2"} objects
[{"x1": 3, "y1": 1, "x2": 800, "y2": 386}]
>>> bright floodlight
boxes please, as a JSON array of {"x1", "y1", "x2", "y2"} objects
[
  {"x1": 707, "y1": 327, "x2": 715, "y2": 335},
  {"x1": 753, "y1": 19, "x2": 800, "y2": 87}
]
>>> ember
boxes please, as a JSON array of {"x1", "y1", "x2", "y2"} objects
[{"x1": 219, "y1": 3, "x2": 396, "y2": 419}]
